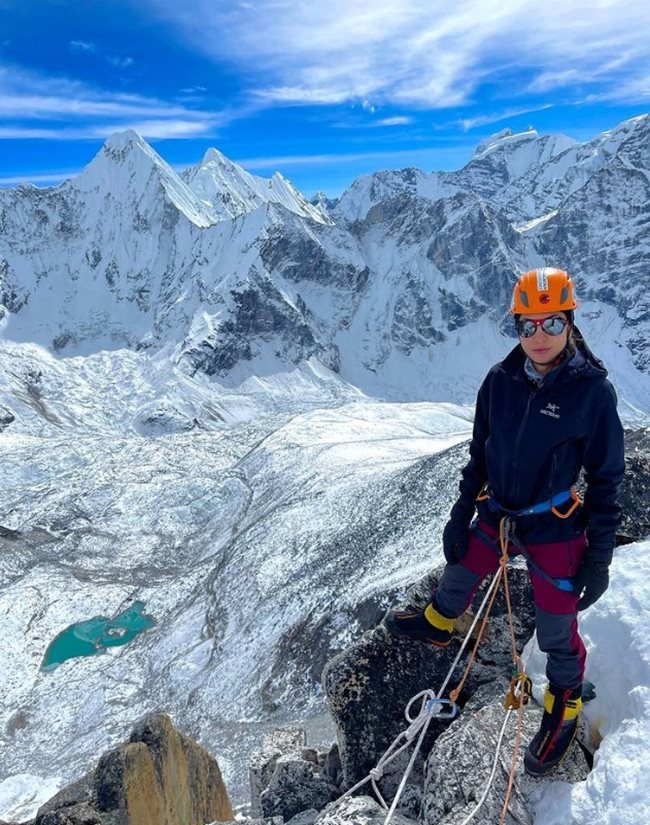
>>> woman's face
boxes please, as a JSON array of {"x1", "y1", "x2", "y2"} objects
[{"x1": 518, "y1": 312, "x2": 569, "y2": 372}]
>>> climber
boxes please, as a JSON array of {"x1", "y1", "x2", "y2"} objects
[{"x1": 385, "y1": 267, "x2": 625, "y2": 776}]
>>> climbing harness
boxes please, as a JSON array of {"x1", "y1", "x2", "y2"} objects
[
  {"x1": 471, "y1": 519, "x2": 575, "y2": 593},
  {"x1": 477, "y1": 482, "x2": 582, "y2": 520}
]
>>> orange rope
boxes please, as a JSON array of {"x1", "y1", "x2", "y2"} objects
[
  {"x1": 449, "y1": 565, "x2": 503, "y2": 704},
  {"x1": 449, "y1": 515, "x2": 529, "y2": 821},
  {"x1": 499, "y1": 687, "x2": 526, "y2": 824}
]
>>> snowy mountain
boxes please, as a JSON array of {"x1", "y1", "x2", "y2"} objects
[
  {"x1": 183, "y1": 148, "x2": 330, "y2": 224},
  {"x1": 2, "y1": 114, "x2": 650, "y2": 824},
  {"x1": 2, "y1": 117, "x2": 650, "y2": 410},
  {"x1": 1, "y1": 117, "x2": 650, "y2": 411}
]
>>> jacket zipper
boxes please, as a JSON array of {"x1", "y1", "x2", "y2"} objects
[{"x1": 511, "y1": 387, "x2": 536, "y2": 502}]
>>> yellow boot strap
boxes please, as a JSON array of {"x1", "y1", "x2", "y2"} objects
[
  {"x1": 424, "y1": 603, "x2": 455, "y2": 632},
  {"x1": 544, "y1": 689, "x2": 583, "y2": 720}
]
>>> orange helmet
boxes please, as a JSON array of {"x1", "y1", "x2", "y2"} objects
[{"x1": 510, "y1": 267, "x2": 579, "y2": 315}]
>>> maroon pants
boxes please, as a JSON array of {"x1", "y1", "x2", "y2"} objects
[{"x1": 435, "y1": 521, "x2": 587, "y2": 690}]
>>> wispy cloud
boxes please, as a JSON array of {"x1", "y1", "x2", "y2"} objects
[
  {"x1": 236, "y1": 145, "x2": 472, "y2": 169},
  {"x1": 70, "y1": 39, "x2": 134, "y2": 71},
  {"x1": 142, "y1": 0, "x2": 650, "y2": 108},
  {"x1": 70, "y1": 40, "x2": 95, "y2": 52},
  {"x1": 0, "y1": 65, "x2": 229, "y2": 140},
  {"x1": 0, "y1": 171, "x2": 78, "y2": 186},
  {"x1": 453, "y1": 104, "x2": 554, "y2": 131},
  {"x1": 0, "y1": 120, "x2": 213, "y2": 140},
  {"x1": 376, "y1": 116, "x2": 413, "y2": 127}
]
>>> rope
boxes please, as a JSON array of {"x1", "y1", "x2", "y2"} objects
[
  {"x1": 334, "y1": 570, "x2": 505, "y2": 823},
  {"x1": 336, "y1": 518, "x2": 533, "y2": 825}
]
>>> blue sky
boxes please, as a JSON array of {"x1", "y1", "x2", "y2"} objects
[{"x1": 1, "y1": 0, "x2": 649, "y2": 196}]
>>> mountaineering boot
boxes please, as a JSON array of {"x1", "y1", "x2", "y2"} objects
[
  {"x1": 384, "y1": 599, "x2": 455, "y2": 647},
  {"x1": 524, "y1": 683, "x2": 583, "y2": 776}
]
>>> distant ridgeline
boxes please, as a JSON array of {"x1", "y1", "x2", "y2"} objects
[{"x1": 42, "y1": 601, "x2": 155, "y2": 671}]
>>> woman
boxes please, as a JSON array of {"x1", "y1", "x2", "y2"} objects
[{"x1": 386, "y1": 267, "x2": 625, "y2": 776}]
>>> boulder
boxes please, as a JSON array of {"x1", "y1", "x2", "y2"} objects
[
  {"x1": 34, "y1": 712, "x2": 232, "y2": 825},
  {"x1": 250, "y1": 728, "x2": 307, "y2": 816},
  {"x1": 250, "y1": 728, "x2": 339, "y2": 822},
  {"x1": 314, "y1": 795, "x2": 415, "y2": 825}
]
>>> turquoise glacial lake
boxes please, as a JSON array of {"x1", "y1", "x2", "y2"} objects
[{"x1": 42, "y1": 601, "x2": 155, "y2": 671}]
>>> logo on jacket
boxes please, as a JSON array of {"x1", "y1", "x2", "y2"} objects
[{"x1": 540, "y1": 402, "x2": 560, "y2": 419}]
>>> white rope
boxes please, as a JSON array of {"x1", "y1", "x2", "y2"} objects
[
  {"x1": 456, "y1": 636, "x2": 536, "y2": 825},
  {"x1": 332, "y1": 569, "x2": 505, "y2": 824}
]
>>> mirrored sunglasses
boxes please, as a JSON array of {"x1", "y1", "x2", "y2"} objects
[{"x1": 516, "y1": 316, "x2": 568, "y2": 338}]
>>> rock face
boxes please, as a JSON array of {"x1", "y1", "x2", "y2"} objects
[
  {"x1": 420, "y1": 682, "x2": 588, "y2": 825},
  {"x1": 619, "y1": 428, "x2": 650, "y2": 543},
  {"x1": 322, "y1": 566, "x2": 536, "y2": 814},
  {"x1": 33, "y1": 712, "x2": 232, "y2": 825},
  {"x1": 250, "y1": 729, "x2": 340, "y2": 822}
]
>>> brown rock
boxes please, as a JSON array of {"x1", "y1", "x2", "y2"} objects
[
  {"x1": 94, "y1": 712, "x2": 233, "y2": 825},
  {"x1": 35, "y1": 712, "x2": 232, "y2": 825}
]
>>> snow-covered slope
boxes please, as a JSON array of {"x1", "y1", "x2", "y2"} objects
[
  {"x1": 1, "y1": 343, "x2": 649, "y2": 823},
  {"x1": 0, "y1": 343, "x2": 475, "y2": 817},
  {"x1": 184, "y1": 148, "x2": 330, "y2": 224}
]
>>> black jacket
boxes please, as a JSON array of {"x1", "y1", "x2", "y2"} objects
[{"x1": 454, "y1": 330, "x2": 625, "y2": 559}]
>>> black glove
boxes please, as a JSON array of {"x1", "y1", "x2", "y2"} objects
[
  {"x1": 442, "y1": 519, "x2": 470, "y2": 565},
  {"x1": 573, "y1": 558, "x2": 610, "y2": 610},
  {"x1": 442, "y1": 496, "x2": 475, "y2": 565}
]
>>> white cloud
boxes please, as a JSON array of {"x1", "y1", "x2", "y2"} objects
[
  {"x1": 107, "y1": 56, "x2": 134, "y2": 69},
  {"x1": 0, "y1": 120, "x2": 213, "y2": 140},
  {"x1": 70, "y1": 40, "x2": 96, "y2": 52},
  {"x1": 376, "y1": 116, "x2": 413, "y2": 126},
  {"x1": 142, "y1": 0, "x2": 650, "y2": 107},
  {"x1": 0, "y1": 65, "x2": 231, "y2": 140},
  {"x1": 453, "y1": 104, "x2": 554, "y2": 131}
]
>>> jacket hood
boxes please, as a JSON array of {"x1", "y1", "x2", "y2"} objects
[{"x1": 500, "y1": 324, "x2": 608, "y2": 383}]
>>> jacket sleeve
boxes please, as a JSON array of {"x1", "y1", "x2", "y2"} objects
[
  {"x1": 582, "y1": 381, "x2": 625, "y2": 562},
  {"x1": 450, "y1": 374, "x2": 491, "y2": 524}
]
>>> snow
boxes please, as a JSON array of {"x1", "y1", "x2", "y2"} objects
[
  {"x1": 526, "y1": 538, "x2": 650, "y2": 825},
  {"x1": 0, "y1": 774, "x2": 62, "y2": 823},
  {"x1": 183, "y1": 147, "x2": 330, "y2": 224}
]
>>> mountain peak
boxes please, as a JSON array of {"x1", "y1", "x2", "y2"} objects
[
  {"x1": 104, "y1": 129, "x2": 149, "y2": 152},
  {"x1": 200, "y1": 147, "x2": 232, "y2": 167},
  {"x1": 474, "y1": 126, "x2": 538, "y2": 158}
]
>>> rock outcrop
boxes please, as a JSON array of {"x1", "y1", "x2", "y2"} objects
[
  {"x1": 420, "y1": 681, "x2": 588, "y2": 825},
  {"x1": 33, "y1": 712, "x2": 232, "y2": 825},
  {"x1": 250, "y1": 729, "x2": 340, "y2": 822},
  {"x1": 619, "y1": 428, "x2": 650, "y2": 543},
  {"x1": 323, "y1": 565, "x2": 536, "y2": 811}
]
